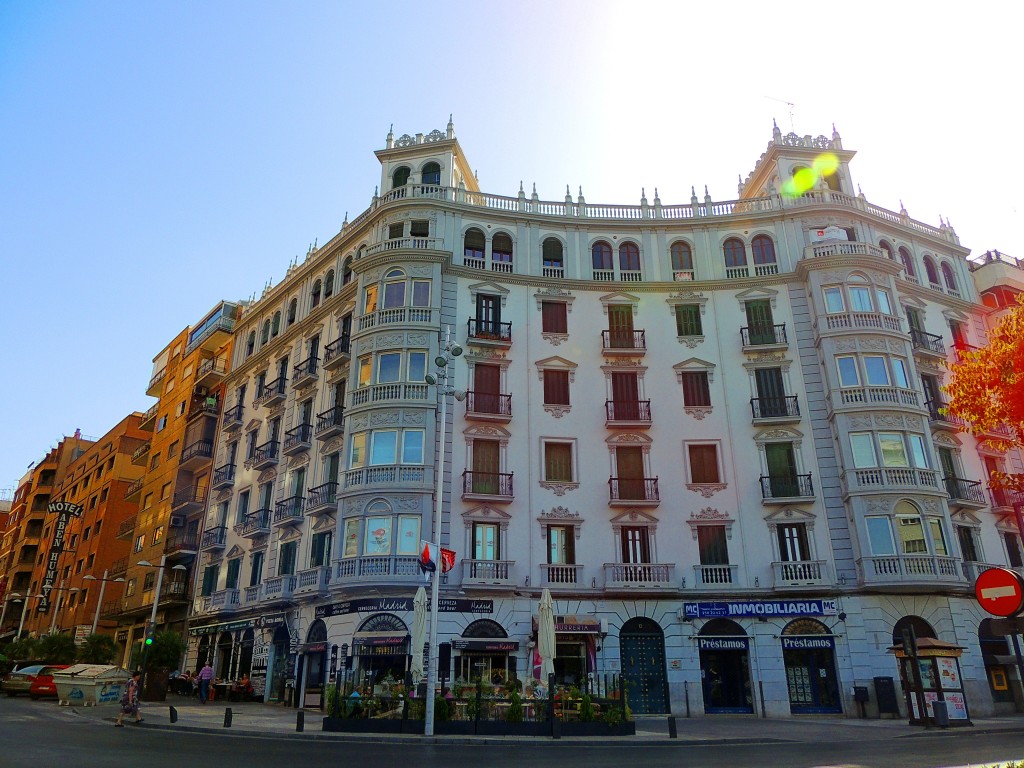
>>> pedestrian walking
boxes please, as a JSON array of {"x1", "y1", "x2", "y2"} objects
[
  {"x1": 115, "y1": 671, "x2": 143, "y2": 727},
  {"x1": 198, "y1": 660, "x2": 214, "y2": 704}
]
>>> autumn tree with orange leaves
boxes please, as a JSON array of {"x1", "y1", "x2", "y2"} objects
[{"x1": 945, "y1": 295, "x2": 1024, "y2": 493}]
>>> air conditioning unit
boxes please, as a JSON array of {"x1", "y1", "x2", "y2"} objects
[
  {"x1": 169, "y1": 515, "x2": 185, "y2": 528},
  {"x1": 194, "y1": 385, "x2": 209, "y2": 397}
]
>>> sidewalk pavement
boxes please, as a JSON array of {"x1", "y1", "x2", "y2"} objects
[{"x1": 64, "y1": 696, "x2": 1024, "y2": 745}]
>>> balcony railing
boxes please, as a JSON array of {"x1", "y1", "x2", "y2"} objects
[
  {"x1": 262, "y1": 574, "x2": 296, "y2": 602},
  {"x1": 467, "y1": 319, "x2": 512, "y2": 345},
  {"x1": 116, "y1": 515, "x2": 137, "y2": 539},
  {"x1": 991, "y1": 487, "x2": 1024, "y2": 509},
  {"x1": 465, "y1": 391, "x2": 512, "y2": 420},
  {"x1": 109, "y1": 556, "x2": 128, "y2": 576},
  {"x1": 759, "y1": 473, "x2": 814, "y2": 501},
  {"x1": 185, "y1": 310, "x2": 236, "y2": 355},
  {"x1": 603, "y1": 562, "x2": 675, "y2": 588},
  {"x1": 344, "y1": 465, "x2": 428, "y2": 488},
  {"x1": 848, "y1": 467, "x2": 939, "y2": 491},
  {"x1": 123, "y1": 477, "x2": 145, "y2": 500},
  {"x1": 694, "y1": 564, "x2": 739, "y2": 586},
  {"x1": 240, "y1": 509, "x2": 271, "y2": 538},
  {"x1": 462, "y1": 471, "x2": 514, "y2": 500},
  {"x1": 186, "y1": 397, "x2": 220, "y2": 421},
  {"x1": 254, "y1": 377, "x2": 287, "y2": 408},
  {"x1": 822, "y1": 312, "x2": 902, "y2": 334},
  {"x1": 541, "y1": 563, "x2": 583, "y2": 585},
  {"x1": 335, "y1": 555, "x2": 422, "y2": 580},
  {"x1": 911, "y1": 328, "x2": 946, "y2": 356},
  {"x1": 252, "y1": 440, "x2": 280, "y2": 469},
  {"x1": 944, "y1": 476, "x2": 987, "y2": 506},
  {"x1": 357, "y1": 306, "x2": 435, "y2": 331},
  {"x1": 315, "y1": 405, "x2": 345, "y2": 438},
  {"x1": 860, "y1": 554, "x2": 962, "y2": 585},
  {"x1": 295, "y1": 565, "x2": 332, "y2": 594},
  {"x1": 222, "y1": 403, "x2": 244, "y2": 428},
  {"x1": 180, "y1": 439, "x2": 214, "y2": 467},
  {"x1": 462, "y1": 559, "x2": 515, "y2": 584},
  {"x1": 292, "y1": 356, "x2": 319, "y2": 387},
  {"x1": 605, "y1": 400, "x2": 652, "y2": 425},
  {"x1": 349, "y1": 383, "x2": 430, "y2": 406},
  {"x1": 159, "y1": 579, "x2": 189, "y2": 602},
  {"x1": 601, "y1": 329, "x2": 646, "y2": 352},
  {"x1": 200, "y1": 526, "x2": 227, "y2": 551},
  {"x1": 322, "y1": 335, "x2": 351, "y2": 369},
  {"x1": 925, "y1": 398, "x2": 967, "y2": 429},
  {"x1": 165, "y1": 530, "x2": 199, "y2": 555},
  {"x1": 212, "y1": 463, "x2": 236, "y2": 489},
  {"x1": 139, "y1": 403, "x2": 159, "y2": 431},
  {"x1": 131, "y1": 442, "x2": 151, "y2": 466},
  {"x1": 273, "y1": 496, "x2": 304, "y2": 526},
  {"x1": 171, "y1": 485, "x2": 207, "y2": 510},
  {"x1": 837, "y1": 386, "x2": 919, "y2": 408},
  {"x1": 771, "y1": 560, "x2": 827, "y2": 586},
  {"x1": 741, "y1": 324, "x2": 787, "y2": 347},
  {"x1": 283, "y1": 424, "x2": 312, "y2": 455},
  {"x1": 750, "y1": 395, "x2": 800, "y2": 421},
  {"x1": 147, "y1": 368, "x2": 167, "y2": 396},
  {"x1": 608, "y1": 477, "x2": 659, "y2": 504},
  {"x1": 305, "y1": 482, "x2": 338, "y2": 516},
  {"x1": 195, "y1": 357, "x2": 228, "y2": 386}
]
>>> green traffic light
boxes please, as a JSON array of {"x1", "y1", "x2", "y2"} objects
[{"x1": 145, "y1": 637, "x2": 153, "y2": 646}]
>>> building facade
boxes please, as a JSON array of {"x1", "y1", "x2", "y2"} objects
[{"x1": 185, "y1": 120, "x2": 1019, "y2": 718}]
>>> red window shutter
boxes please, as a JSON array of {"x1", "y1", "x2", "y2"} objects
[
  {"x1": 688, "y1": 445, "x2": 720, "y2": 483},
  {"x1": 542, "y1": 301, "x2": 567, "y2": 334},
  {"x1": 543, "y1": 370, "x2": 570, "y2": 405}
]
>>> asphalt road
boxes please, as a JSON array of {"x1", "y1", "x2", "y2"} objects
[{"x1": 4, "y1": 698, "x2": 1024, "y2": 768}]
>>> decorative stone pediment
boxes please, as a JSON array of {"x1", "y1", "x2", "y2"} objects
[
  {"x1": 534, "y1": 287, "x2": 575, "y2": 311},
  {"x1": 463, "y1": 424, "x2": 511, "y2": 446},
  {"x1": 673, "y1": 358, "x2": 716, "y2": 383},
  {"x1": 932, "y1": 432, "x2": 963, "y2": 447},
  {"x1": 763, "y1": 507, "x2": 816, "y2": 532},
  {"x1": 535, "y1": 356, "x2": 577, "y2": 381},
  {"x1": 599, "y1": 291, "x2": 641, "y2": 315},
  {"x1": 686, "y1": 507, "x2": 735, "y2": 539},
  {"x1": 245, "y1": 419, "x2": 262, "y2": 432},
  {"x1": 899, "y1": 294, "x2": 927, "y2": 310},
  {"x1": 950, "y1": 509, "x2": 982, "y2": 526},
  {"x1": 754, "y1": 427, "x2": 803, "y2": 446},
  {"x1": 462, "y1": 505, "x2": 512, "y2": 529},
  {"x1": 257, "y1": 468, "x2": 278, "y2": 483},
  {"x1": 734, "y1": 286, "x2": 778, "y2": 310},
  {"x1": 279, "y1": 526, "x2": 303, "y2": 542},
  {"x1": 312, "y1": 515, "x2": 335, "y2": 531},
  {"x1": 468, "y1": 280, "x2": 510, "y2": 307},
  {"x1": 537, "y1": 506, "x2": 583, "y2": 538},
  {"x1": 225, "y1": 545, "x2": 245, "y2": 558},
  {"x1": 942, "y1": 308, "x2": 969, "y2": 322},
  {"x1": 605, "y1": 432, "x2": 653, "y2": 446},
  {"x1": 609, "y1": 509, "x2": 659, "y2": 528}
]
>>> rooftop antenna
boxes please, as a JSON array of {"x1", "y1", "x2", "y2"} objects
[{"x1": 764, "y1": 96, "x2": 796, "y2": 132}]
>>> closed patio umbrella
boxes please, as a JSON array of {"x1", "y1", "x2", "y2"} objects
[
  {"x1": 411, "y1": 586, "x2": 427, "y2": 682},
  {"x1": 538, "y1": 588, "x2": 556, "y2": 681}
]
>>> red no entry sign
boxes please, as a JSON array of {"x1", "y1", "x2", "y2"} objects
[{"x1": 975, "y1": 567, "x2": 1024, "y2": 617}]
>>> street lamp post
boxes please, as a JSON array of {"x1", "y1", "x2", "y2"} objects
[
  {"x1": 0, "y1": 593, "x2": 26, "y2": 637},
  {"x1": 16, "y1": 593, "x2": 46, "y2": 638},
  {"x1": 83, "y1": 569, "x2": 126, "y2": 634},
  {"x1": 423, "y1": 328, "x2": 465, "y2": 737},
  {"x1": 136, "y1": 556, "x2": 187, "y2": 685},
  {"x1": 45, "y1": 581, "x2": 80, "y2": 634}
]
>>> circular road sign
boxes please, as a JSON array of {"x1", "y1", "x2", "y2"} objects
[{"x1": 975, "y1": 567, "x2": 1024, "y2": 617}]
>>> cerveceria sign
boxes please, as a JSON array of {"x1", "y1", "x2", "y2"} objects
[{"x1": 39, "y1": 502, "x2": 84, "y2": 613}]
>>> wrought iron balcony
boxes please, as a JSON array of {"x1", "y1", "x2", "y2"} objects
[
  {"x1": 171, "y1": 485, "x2": 207, "y2": 512},
  {"x1": 759, "y1": 473, "x2": 814, "y2": 502},
  {"x1": 251, "y1": 440, "x2": 279, "y2": 470},
  {"x1": 467, "y1": 319, "x2": 512, "y2": 345},
  {"x1": 123, "y1": 476, "x2": 144, "y2": 500},
  {"x1": 200, "y1": 526, "x2": 227, "y2": 551},
  {"x1": 240, "y1": 510, "x2": 271, "y2": 538},
  {"x1": 925, "y1": 398, "x2": 967, "y2": 431},
  {"x1": 461, "y1": 470, "x2": 514, "y2": 501},
  {"x1": 608, "y1": 477, "x2": 660, "y2": 505},
  {"x1": 222, "y1": 403, "x2": 244, "y2": 429},
  {"x1": 605, "y1": 399, "x2": 652, "y2": 427},
  {"x1": 254, "y1": 377, "x2": 287, "y2": 408},
  {"x1": 179, "y1": 439, "x2": 214, "y2": 469},
  {"x1": 315, "y1": 405, "x2": 345, "y2": 438},
  {"x1": 601, "y1": 329, "x2": 646, "y2": 354},
  {"x1": 186, "y1": 397, "x2": 220, "y2": 422},
  {"x1": 109, "y1": 556, "x2": 128, "y2": 577},
  {"x1": 212, "y1": 463, "x2": 235, "y2": 490},
  {"x1": 273, "y1": 496, "x2": 305, "y2": 526},
  {"x1": 305, "y1": 482, "x2": 338, "y2": 517},
  {"x1": 944, "y1": 476, "x2": 986, "y2": 508},
  {"x1": 910, "y1": 328, "x2": 946, "y2": 356},
  {"x1": 165, "y1": 530, "x2": 199, "y2": 556},
  {"x1": 195, "y1": 357, "x2": 228, "y2": 387},
  {"x1": 322, "y1": 335, "x2": 351, "y2": 369},
  {"x1": 282, "y1": 424, "x2": 312, "y2": 456},
  {"x1": 292, "y1": 356, "x2": 319, "y2": 388},
  {"x1": 741, "y1": 323, "x2": 787, "y2": 348},
  {"x1": 750, "y1": 395, "x2": 800, "y2": 422},
  {"x1": 131, "y1": 442, "x2": 151, "y2": 466},
  {"x1": 991, "y1": 487, "x2": 1024, "y2": 510},
  {"x1": 465, "y1": 391, "x2": 512, "y2": 422},
  {"x1": 147, "y1": 368, "x2": 167, "y2": 397}
]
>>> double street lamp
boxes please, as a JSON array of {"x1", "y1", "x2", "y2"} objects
[
  {"x1": 136, "y1": 556, "x2": 187, "y2": 681},
  {"x1": 423, "y1": 328, "x2": 465, "y2": 737},
  {"x1": 0, "y1": 592, "x2": 47, "y2": 640},
  {"x1": 42, "y1": 581, "x2": 80, "y2": 634},
  {"x1": 83, "y1": 569, "x2": 126, "y2": 634}
]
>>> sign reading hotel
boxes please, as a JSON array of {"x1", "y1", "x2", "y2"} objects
[
  {"x1": 39, "y1": 502, "x2": 84, "y2": 612},
  {"x1": 684, "y1": 599, "x2": 838, "y2": 620}
]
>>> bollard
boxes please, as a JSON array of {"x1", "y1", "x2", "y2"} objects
[
  {"x1": 169, "y1": 705, "x2": 178, "y2": 724},
  {"x1": 668, "y1": 716, "x2": 677, "y2": 739},
  {"x1": 223, "y1": 707, "x2": 232, "y2": 728},
  {"x1": 296, "y1": 710, "x2": 305, "y2": 732}
]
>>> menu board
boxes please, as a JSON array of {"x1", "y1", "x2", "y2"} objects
[
  {"x1": 936, "y1": 657, "x2": 960, "y2": 688},
  {"x1": 944, "y1": 692, "x2": 969, "y2": 720}
]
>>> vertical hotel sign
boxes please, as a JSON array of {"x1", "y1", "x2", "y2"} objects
[{"x1": 39, "y1": 502, "x2": 84, "y2": 613}]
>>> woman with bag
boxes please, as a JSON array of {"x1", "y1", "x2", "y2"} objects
[{"x1": 115, "y1": 671, "x2": 143, "y2": 727}]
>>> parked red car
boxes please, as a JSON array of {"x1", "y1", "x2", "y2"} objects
[{"x1": 28, "y1": 665, "x2": 69, "y2": 700}]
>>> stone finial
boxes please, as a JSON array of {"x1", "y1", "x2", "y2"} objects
[
  {"x1": 899, "y1": 200, "x2": 908, "y2": 217},
  {"x1": 773, "y1": 119, "x2": 782, "y2": 143},
  {"x1": 386, "y1": 124, "x2": 394, "y2": 149},
  {"x1": 532, "y1": 182, "x2": 538, "y2": 203},
  {"x1": 857, "y1": 184, "x2": 865, "y2": 200},
  {"x1": 691, "y1": 186, "x2": 699, "y2": 206},
  {"x1": 831, "y1": 123, "x2": 843, "y2": 149},
  {"x1": 565, "y1": 185, "x2": 573, "y2": 205},
  {"x1": 653, "y1": 187, "x2": 660, "y2": 204},
  {"x1": 704, "y1": 185, "x2": 712, "y2": 206},
  {"x1": 737, "y1": 173, "x2": 744, "y2": 195},
  {"x1": 342, "y1": 211, "x2": 349, "y2": 229},
  {"x1": 519, "y1": 180, "x2": 524, "y2": 194},
  {"x1": 474, "y1": 169, "x2": 479, "y2": 181},
  {"x1": 447, "y1": 114, "x2": 454, "y2": 140}
]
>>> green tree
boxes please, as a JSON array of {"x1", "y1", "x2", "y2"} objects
[
  {"x1": 35, "y1": 633, "x2": 77, "y2": 664},
  {"x1": 77, "y1": 633, "x2": 117, "y2": 664},
  {"x1": 3, "y1": 637, "x2": 38, "y2": 662},
  {"x1": 144, "y1": 630, "x2": 185, "y2": 671}
]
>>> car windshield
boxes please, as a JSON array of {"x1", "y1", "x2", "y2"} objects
[
  {"x1": 14, "y1": 665, "x2": 44, "y2": 676},
  {"x1": 38, "y1": 667, "x2": 63, "y2": 675}
]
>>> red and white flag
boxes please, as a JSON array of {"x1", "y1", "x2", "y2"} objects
[{"x1": 440, "y1": 548, "x2": 456, "y2": 573}]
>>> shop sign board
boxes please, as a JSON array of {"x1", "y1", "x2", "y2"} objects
[
  {"x1": 684, "y1": 599, "x2": 838, "y2": 619},
  {"x1": 697, "y1": 637, "x2": 749, "y2": 651},
  {"x1": 316, "y1": 597, "x2": 493, "y2": 618},
  {"x1": 781, "y1": 636, "x2": 835, "y2": 650}
]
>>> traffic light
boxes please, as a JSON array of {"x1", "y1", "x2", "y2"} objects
[{"x1": 144, "y1": 621, "x2": 156, "y2": 647}]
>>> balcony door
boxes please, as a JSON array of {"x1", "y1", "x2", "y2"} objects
[
  {"x1": 745, "y1": 299, "x2": 775, "y2": 344},
  {"x1": 921, "y1": 374, "x2": 941, "y2": 409},
  {"x1": 777, "y1": 523, "x2": 809, "y2": 562},
  {"x1": 476, "y1": 294, "x2": 501, "y2": 336},
  {"x1": 765, "y1": 443, "x2": 798, "y2": 496},
  {"x1": 755, "y1": 368, "x2": 786, "y2": 417},
  {"x1": 473, "y1": 523, "x2": 499, "y2": 561},
  {"x1": 608, "y1": 305, "x2": 634, "y2": 348},
  {"x1": 611, "y1": 372, "x2": 640, "y2": 420},
  {"x1": 472, "y1": 439, "x2": 500, "y2": 494},
  {"x1": 937, "y1": 446, "x2": 957, "y2": 480},
  {"x1": 616, "y1": 446, "x2": 645, "y2": 499},
  {"x1": 474, "y1": 364, "x2": 501, "y2": 414},
  {"x1": 621, "y1": 526, "x2": 650, "y2": 565}
]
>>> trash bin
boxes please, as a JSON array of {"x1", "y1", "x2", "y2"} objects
[
  {"x1": 931, "y1": 700, "x2": 950, "y2": 728},
  {"x1": 53, "y1": 664, "x2": 131, "y2": 707}
]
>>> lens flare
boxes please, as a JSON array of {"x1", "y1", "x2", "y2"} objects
[
  {"x1": 781, "y1": 152, "x2": 840, "y2": 199},
  {"x1": 812, "y1": 152, "x2": 840, "y2": 177}
]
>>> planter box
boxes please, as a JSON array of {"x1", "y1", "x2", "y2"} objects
[
  {"x1": 561, "y1": 720, "x2": 635, "y2": 736},
  {"x1": 322, "y1": 717, "x2": 425, "y2": 734},
  {"x1": 322, "y1": 716, "x2": 633, "y2": 737},
  {"x1": 473, "y1": 720, "x2": 551, "y2": 736}
]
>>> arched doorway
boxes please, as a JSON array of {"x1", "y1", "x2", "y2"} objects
[
  {"x1": 353, "y1": 613, "x2": 409, "y2": 687},
  {"x1": 216, "y1": 632, "x2": 233, "y2": 679},
  {"x1": 892, "y1": 615, "x2": 937, "y2": 646},
  {"x1": 699, "y1": 619, "x2": 753, "y2": 714},
  {"x1": 268, "y1": 624, "x2": 292, "y2": 704},
  {"x1": 237, "y1": 628, "x2": 255, "y2": 678},
  {"x1": 457, "y1": 619, "x2": 515, "y2": 684},
  {"x1": 300, "y1": 619, "x2": 328, "y2": 709},
  {"x1": 196, "y1": 635, "x2": 211, "y2": 672},
  {"x1": 781, "y1": 618, "x2": 842, "y2": 714},
  {"x1": 620, "y1": 617, "x2": 669, "y2": 714}
]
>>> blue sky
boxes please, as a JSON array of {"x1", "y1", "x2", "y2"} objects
[{"x1": 1, "y1": 1, "x2": 1020, "y2": 489}]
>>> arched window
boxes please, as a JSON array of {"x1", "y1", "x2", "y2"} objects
[
  {"x1": 261, "y1": 320, "x2": 271, "y2": 345},
  {"x1": 342, "y1": 256, "x2": 353, "y2": 285},
  {"x1": 357, "y1": 245, "x2": 366, "y2": 260},
  {"x1": 923, "y1": 256, "x2": 940, "y2": 286},
  {"x1": 492, "y1": 233, "x2": 513, "y2": 264},
  {"x1": 824, "y1": 173, "x2": 841, "y2": 192},
  {"x1": 879, "y1": 240, "x2": 895, "y2": 261},
  {"x1": 619, "y1": 242, "x2": 640, "y2": 272},
  {"x1": 892, "y1": 615, "x2": 937, "y2": 647},
  {"x1": 382, "y1": 268, "x2": 406, "y2": 308},
  {"x1": 311, "y1": 280, "x2": 322, "y2": 309},
  {"x1": 941, "y1": 262, "x2": 958, "y2": 293},
  {"x1": 898, "y1": 246, "x2": 916, "y2": 278},
  {"x1": 324, "y1": 270, "x2": 335, "y2": 300},
  {"x1": 391, "y1": 166, "x2": 410, "y2": 188},
  {"x1": 723, "y1": 238, "x2": 747, "y2": 267},
  {"x1": 751, "y1": 235, "x2": 776, "y2": 265},
  {"x1": 464, "y1": 228, "x2": 485, "y2": 261},
  {"x1": 592, "y1": 241, "x2": 612, "y2": 270},
  {"x1": 421, "y1": 162, "x2": 441, "y2": 186},
  {"x1": 271, "y1": 311, "x2": 281, "y2": 338},
  {"x1": 670, "y1": 241, "x2": 693, "y2": 271},
  {"x1": 542, "y1": 238, "x2": 563, "y2": 268},
  {"x1": 246, "y1": 331, "x2": 256, "y2": 357},
  {"x1": 287, "y1": 298, "x2": 297, "y2": 326}
]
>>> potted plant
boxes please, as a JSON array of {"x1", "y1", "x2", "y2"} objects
[{"x1": 141, "y1": 631, "x2": 185, "y2": 701}]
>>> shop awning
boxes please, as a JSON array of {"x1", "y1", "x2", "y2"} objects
[
  {"x1": 188, "y1": 619, "x2": 255, "y2": 636},
  {"x1": 453, "y1": 639, "x2": 520, "y2": 651},
  {"x1": 352, "y1": 631, "x2": 409, "y2": 647}
]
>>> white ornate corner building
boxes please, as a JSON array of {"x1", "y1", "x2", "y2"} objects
[{"x1": 185, "y1": 117, "x2": 1024, "y2": 718}]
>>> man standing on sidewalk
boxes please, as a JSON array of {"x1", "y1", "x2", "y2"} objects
[{"x1": 198, "y1": 661, "x2": 214, "y2": 704}]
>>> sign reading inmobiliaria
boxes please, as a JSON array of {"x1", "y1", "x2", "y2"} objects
[
  {"x1": 39, "y1": 502, "x2": 84, "y2": 612},
  {"x1": 683, "y1": 599, "x2": 838, "y2": 620}
]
